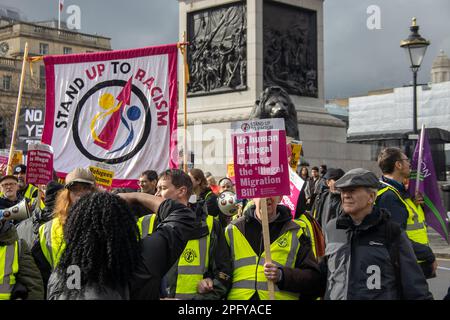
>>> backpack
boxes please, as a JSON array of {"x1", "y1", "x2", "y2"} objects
[{"x1": 301, "y1": 212, "x2": 326, "y2": 258}]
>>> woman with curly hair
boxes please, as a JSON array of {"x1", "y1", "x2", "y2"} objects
[
  {"x1": 47, "y1": 192, "x2": 141, "y2": 299},
  {"x1": 31, "y1": 168, "x2": 97, "y2": 290}
]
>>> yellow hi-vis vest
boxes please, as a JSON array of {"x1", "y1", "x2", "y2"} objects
[
  {"x1": 139, "y1": 213, "x2": 215, "y2": 299},
  {"x1": 0, "y1": 241, "x2": 19, "y2": 300},
  {"x1": 24, "y1": 184, "x2": 44, "y2": 210},
  {"x1": 377, "y1": 182, "x2": 429, "y2": 245},
  {"x1": 39, "y1": 217, "x2": 66, "y2": 269},
  {"x1": 137, "y1": 214, "x2": 157, "y2": 238},
  {"x1": 295, "y1": 216, "x2": 317, "y2": 258},
  {"x1": 225, "y1": 223, "x2": 304, "y2": 300}
]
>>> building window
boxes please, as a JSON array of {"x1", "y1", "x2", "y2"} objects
[
  {"x1": 2, "y1": 75, "x2": 11, "y2": 90},
  {"x1": 39, "y1": 65, "x2": 45, "y2": 89},
  {"x1": 39, "y1": 43, "x2": 49, "y2": 55},
  {"x1": 63, "y1": 47, "x2": 72, "y2": 54}
]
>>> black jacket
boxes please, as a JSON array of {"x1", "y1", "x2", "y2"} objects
[
  {"x1": 230, "y1": 204, "x2": 323, "y2": 299},
  {"x1": 322, "y1": 207, "x2": 433, "y2": 300},
  {"x1": 312, "y1": 189, "x2": 343, "y2": 230},
  {"x1": 375, "y1": 176, "x2": 436, "y2": 277},
  {"x1": 129, "y1": 199, "x2": 206, "y2": 300}
]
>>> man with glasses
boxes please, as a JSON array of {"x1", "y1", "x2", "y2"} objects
[
  {"x1": 0, "y1": 175, "x2": 22, "y2": 211},
  {"x1": 375, "y1": 147, "x2": 437, "y2": 279}
]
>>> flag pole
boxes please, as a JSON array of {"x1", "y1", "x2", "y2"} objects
[
  {"x1": 7, "y1": 42, "x2": 29, "y2": 175},
  {"x1": 415, "y1": 123, "x2": 426, "y2": 196},
  {"x1": 58, "y1": 0, "x2": 61, "y2": 30},
  {"x1": 177, "y1": 32, "x2": 190, "y2": 173},
  {"x1": 260, "y1": 198, "x2": 276, "y2": 300}
]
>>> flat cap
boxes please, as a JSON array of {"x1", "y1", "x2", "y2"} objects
[
  {"x1": 324, "y1": 168, "x2": 345, "y2": 181},
  {"x1": 335, "y1": 168, "x2": 380, "y2": 189},
  {"x1": 0, "y1": 175, "x2": 18, "y2": 184}
]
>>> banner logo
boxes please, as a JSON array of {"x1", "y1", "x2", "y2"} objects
[{"x1": 73, "y1": 79, "x2": 151, "y2": 164}]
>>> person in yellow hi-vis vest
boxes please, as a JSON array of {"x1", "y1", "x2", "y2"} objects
[
  {"x1": 375, "y1": 147, "x2": 437, "y2": 279},
  {"x1": 135, "y1": 169, "x2": 232, "y2": 300},
  {"x1": 31, "y1": 168, "x2": 97, "y2": 291},
  {"x1": 225, "y1": 196, "x2": 322, "y2": 300},
  {"x1": 13, "y1": 165, "x2": 43, "y2": 211},
  {"x1": 0, "y1": 213, "x2": 44, "y2": 299}
]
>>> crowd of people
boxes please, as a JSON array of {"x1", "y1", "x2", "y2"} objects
[{"x1": 0, "y1": 146, "x2": 448, "y2": 300}]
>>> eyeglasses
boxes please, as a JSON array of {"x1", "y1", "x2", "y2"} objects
[
  {"x1": 1, "y1": 182, "x2": 17, "y2": 188},
  {"x1": 398, "y1": 157, "x2": 410, "y2": 162}
]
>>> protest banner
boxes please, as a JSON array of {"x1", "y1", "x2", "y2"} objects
[
  {"x1": 281, "y1": 166, "x2": 305, "y2": 218},
  {"x1": 17, "y1": 107, "x2": 45, "y2": 152},
  {"x1": 89, "y1": 162, "x2": 115, "y2": 189},
  {"x1": 42, "y1": 44, "x2": 178, "y2": 188},
  {"x1": 409, "y1": 126, "x2": 449, "y2": 243},
  {"x1": 231, "y1": 118, "x2": 289, "y2": 300},
  {"x1": 227, "y1": 161, "x2": 235, "y2": 184},
  {"x1": 0, "y1": 150, "x2": 23, "y2": 176},
  {"x1": 289, "y1": 140, "x2": 302, "y2": 171},
  {"x1": 231, "y1": 118, "x2": 289, "y2": 199},
  {"x1": 26, "y1": 143, "x2": 53, "y2": 185}
]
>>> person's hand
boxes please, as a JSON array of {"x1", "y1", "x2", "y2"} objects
[
  {"x1": 414, "y1": 192, "x2": 424, "y2": 206},
  {"x1": 197, "y1": 278, "x2": 214, "y2": 294},
  {"x1": 263, "y1": 262, "x2": 281, "y2": 282}
]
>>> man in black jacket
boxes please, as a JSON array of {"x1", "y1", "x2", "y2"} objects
[{"x1": 322, "y1": 168, "x2": 432, "y2": 300}]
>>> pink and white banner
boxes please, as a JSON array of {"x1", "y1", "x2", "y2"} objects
[
  {"x1": 281, "y1": 166, "x2": 305, "y2": 218},
  {"x1": 231, "y1": 118, "x2": 289, "y2": 199},
  {"x1": 42, "y1": 44, "x2": 178, "y2": 188}
]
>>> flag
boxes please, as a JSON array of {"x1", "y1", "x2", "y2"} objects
[
  {"x1": 59, "y1": 0, "x2": 64, "y2": 12},
  {"x1": 409, "y1": 128, "x2": 449, "y2": 243},
  {"x1": 42, "y1": 44, "x2": 178, "y2": 188}
]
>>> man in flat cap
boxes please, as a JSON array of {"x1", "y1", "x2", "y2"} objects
[{"x1": 321, "y1": 168, "x2": 432, "y2": 300}]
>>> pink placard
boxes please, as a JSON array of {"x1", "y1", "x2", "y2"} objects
[
  {"x1": 231, "y1": 119, "x2": 290, "y2": 199},
  {"x1": 281, "y1": 167, "x2": 305, "y2": 217},
  {"x1": 26, "y1": 144, "x2": 54, "y2": 185}
]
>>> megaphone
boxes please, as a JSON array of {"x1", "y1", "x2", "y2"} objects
[
  {"x1": 0, "y1": 199, "x2": 31, "y2": 222},
  {"x1": 217, "y1": 191, "x2": 240, "y2": 217}
]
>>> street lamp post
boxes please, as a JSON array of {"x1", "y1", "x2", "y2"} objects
[{"x1": 400, "y1": 17, "x2": 430, "y2": 135}]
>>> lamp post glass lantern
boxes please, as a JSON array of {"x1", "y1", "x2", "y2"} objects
[{"x1": 400, "y1": 17, "x2": 430, "y2": 134}]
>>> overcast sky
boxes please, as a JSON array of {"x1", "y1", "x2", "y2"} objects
[{"x1": 1, "y1": 0, "x2": 449, "y2": 99}]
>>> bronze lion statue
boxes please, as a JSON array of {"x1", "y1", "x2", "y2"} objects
[{"x1": 249, "y1": 86, "x2": 300, "y2": 139}]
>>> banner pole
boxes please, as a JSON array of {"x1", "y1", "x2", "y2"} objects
[
  {"x1": 415, "y1": 124, "x2": 426, "y2": 196},
  {"x1": 181, "y1": 31, "x2": 189, "y2": 173},
  {"x1": 7, "y1": 42, "x2": 29, "y2": 175},
  {"x1": 260, "y1": 198, "x2": 276, "y2": 300}
]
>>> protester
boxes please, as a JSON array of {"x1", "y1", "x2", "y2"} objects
[
  {"x1": 305, "y1": 166, "x2": 323, "y2": 211},
  {"x1": 375, "y1": 147, "x2": 437, "y2": 279},
  {"x1": 137, "y1": 169, "x2": 232, "y2": 299},
  {"x1": 294, "y1": 167, "x2": 310, "y2": 219},
  {"x1": 311, "y1": 168, "x2": 345, "y2": 231},
  {"x1": 17, "y1": 181, "x2": 64, "y2": 248},
  {"x1": 0, "y1": 218, "x2": 44, "y2": 300},
  {"x1": 189, "y1": 168, "x2": 227, "y2": 228},
  {"x1": 0, "y1": 175, "x2": 22, "y2": 211},
  {"x1": 31, "y1": 167, "x2": 97, "y2": 290},
  {"x1": 46, "y1": 192, "x2": 141, "y2": 299},
  {"x1": 322, "y1": 168, "x2": 433, "y2": 300},
  {"x1": 204, "y1": 172, "x2": 220, "y2": 194},
  {"x1": 138, "y1": 170, "x2": 158, "y2": 195},
  {"x1": 218, "y1": 177, "x2": 235, "y2": 193},
  {"x1": 119, "y1": 172, "x2": 212, "y2": 300},
  {"x1": 13, "y1": 164, "x2": 40, "y2": 210},
  {"x1": 225, "y1": 196, "x2": 322, "y2": 300}
]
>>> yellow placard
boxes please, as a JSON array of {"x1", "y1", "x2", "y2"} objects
[
  {"x1": 289, "y1": 140, "x2": 302, "y2": 171},
  {"x1": 89, "y1": 166, "x2": 114, "y2": 187},
  {"x1": 12, "y1": 150, "x2": 23, "y2": 168},
  {"x1": 227, "y1": 162, "x2": 235, "y2": 179}
]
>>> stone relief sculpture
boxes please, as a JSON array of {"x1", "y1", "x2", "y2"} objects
[
  {"x1": 263, "y1": 2, "x2": 318, "y2": 98},
  {"x1": 187, "y1": 3, "x2": 247, "y2": 96},
  {"x1": 249, "y1": 86, "x2": 300, "y2": 140}
]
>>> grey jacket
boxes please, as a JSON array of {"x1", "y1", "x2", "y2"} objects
[{"x1": 322, "y1": 207, "x2": 433, "y2": 300}]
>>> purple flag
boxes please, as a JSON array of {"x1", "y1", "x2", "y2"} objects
[{"x1": 408, "y1": 129, "x2": 449, "y2": 243}]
